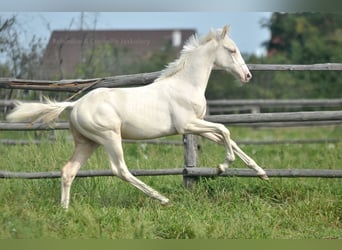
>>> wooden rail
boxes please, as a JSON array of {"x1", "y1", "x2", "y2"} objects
[
  {"x1": 0, "y1": 71, "x2": 160, "y2": 92},
  {"x1": 207, "y1": 99, "x2": 342, "y2": 107},
  {"x1": 206, "y1": 111, "x2": 342, "y2": 124},
  {"x1": 247, "y1": 63, "x2": 342, "y2": 71},
  {"x1": 207, "y1": 99, "x2": 342, "y2": 114},
  {"x1": 0, "y1": 63, "x2": 341, "y2": 92},
  {"x1": 1, "y1": 168, "x2": 342, "y2": 179},
  {"x1": 1, "y1": 138, "x2": 339, "y2": 146}
]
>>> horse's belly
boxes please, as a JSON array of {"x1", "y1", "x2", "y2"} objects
[{"x1": 120, "y1": 118, "x2": 177, "y2": 140}]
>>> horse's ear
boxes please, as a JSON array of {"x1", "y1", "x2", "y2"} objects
[
  {"x1": 221, "y1": 25, "x2": 230, "y2": 38},
  {"x1": 210, "y1": 27, "x2": 216, "y2": 38}
]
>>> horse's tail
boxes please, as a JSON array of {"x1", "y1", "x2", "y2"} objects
[{"x1": 6, "y1": 97, "x2": 76, "y2": 126}]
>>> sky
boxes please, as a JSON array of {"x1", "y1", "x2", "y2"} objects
[{"x1": 1, "y1": 12, "x2": 272, "y2": 56}]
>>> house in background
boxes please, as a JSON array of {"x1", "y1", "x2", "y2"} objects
[{"x1": 40, "y1": 29, "x2": 196, "y2": 79}]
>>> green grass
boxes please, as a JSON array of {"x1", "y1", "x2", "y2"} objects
[{"x1": 0, "y1": 126, "x2": 341, "y2": 239}]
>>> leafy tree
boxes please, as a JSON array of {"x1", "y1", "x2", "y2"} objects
[
  {"x1": 206, "y1": 13, "x2": 342, "y2": 99},
  {"x1": 1, "y1": 15, "x2": 44, "y2": 79},
  {"x1": 0, "y1": 16, "x2": 44, "y2": 101},
  {"x1": 263, "y1": 13, "x2": 342, "y2": 64},
  {"x1": 261, "y1": 13, "x2": 342, "y2": 99}
]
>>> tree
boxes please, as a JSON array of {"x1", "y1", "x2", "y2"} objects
[
  {"x1": 260, "y1": 13, "x2": 342, "y2": 99},
  {"x1": 263, "y1": 13, "x2": 342, "y2": 63},
  {"x1": 0, "y1": 16, "x2": 44, "y2": 101},
  {"x1": 206, "y1": 13, "x2": 342, "y2": 100}
]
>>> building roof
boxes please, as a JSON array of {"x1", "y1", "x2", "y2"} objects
[{"x1": 41, "y1": 29, "x2": 196, "y2": 79}]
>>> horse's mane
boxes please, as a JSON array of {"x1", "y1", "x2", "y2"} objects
[{"x1": 155, "y1": 29, "x2": 217, "y2": 81}]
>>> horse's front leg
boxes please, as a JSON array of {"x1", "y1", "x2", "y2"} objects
[
  {"x1": 230, "y1": 139, "x2": 269, "y2": 179},
  {"x1": 200, "y1": 132, "x2": 268, "y2": 179},
  {"x1": 183, "y1": 119, "x2": 235, "y2": 172}
]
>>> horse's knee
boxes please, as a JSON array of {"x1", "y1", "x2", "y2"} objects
[
  {"x1": 227, "y1": 154, "x2": 236, "y2": 162},
  {"x1": 61, "y1": 173, "x2": 73, "y2": 187},
  {"x1": 117, "y1": 169, "x2": 133, "y2": 181},
  {"x1": 61, "y1": 163, "x2": 77, "y2": 185},
  {"x1": 217, "y1": 124, "x2": 229, "y2": 134}
]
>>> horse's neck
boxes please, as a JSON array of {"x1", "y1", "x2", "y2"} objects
[{"x1": 171, "y1": 40, "x2": 217, "y2": 95}]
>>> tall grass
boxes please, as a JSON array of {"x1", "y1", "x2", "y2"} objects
[{"x1": 0, "y1": 126, "x2": 341, "y2": 239}]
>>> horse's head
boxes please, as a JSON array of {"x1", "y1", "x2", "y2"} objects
[{"x1": 213, "y1": 25, "x2": 252, "y2": 83}]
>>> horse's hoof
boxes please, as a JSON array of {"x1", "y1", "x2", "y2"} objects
[
  {"x1": 160, "y1": 198, "x2": 170, "y2": 206},
  {"x1": 162, "y1": 202, "x2": 172, "y2": 207},
  {"x1": 258, "y1": 174, "x2": 269, "y2": 180},
  {"x1": 217, "y1": 164, "x2": 228, "y2": 174}
]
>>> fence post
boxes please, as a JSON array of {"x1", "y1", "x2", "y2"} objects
[{"x1": 183, "y1": 134, "x2": 199, "y2": 188}]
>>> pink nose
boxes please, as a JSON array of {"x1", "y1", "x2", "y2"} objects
[{"x1": 246, "y1": 72, "x2": 252, "y2": 81}]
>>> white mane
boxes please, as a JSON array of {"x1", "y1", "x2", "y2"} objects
[{"x1": 155, "y1": 30, "x2": 217, "y2": 81}]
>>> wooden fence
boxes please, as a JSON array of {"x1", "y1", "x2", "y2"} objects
[
  {"x1": 207, "y1": 99, "x2": 342, "y2": 114},
  {"x1": 1, "y1": 168, "x2": 342, "y2": 179},
  {"x1": 1, "y1": 63, "x2": 342, "y2": 182},
  {"x1": 0, "y1": 63, "x2": 341, "y2": 92}
]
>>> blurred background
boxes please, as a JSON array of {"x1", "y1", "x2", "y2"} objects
[{"x1": 0, "y1": 12, "x2": 341, "y2": 101}]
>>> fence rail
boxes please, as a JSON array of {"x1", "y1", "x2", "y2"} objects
[
  {"x1": 0, "y1": 63, "x2": 341, "y2": 92},
  {"x1": 206, "y1": 111, "x2": 342, "y2": 124},
  {"x1": 207, "y1": 98, "x2": 342, "y2": 114},
  {"x1": 1, "y1": 138, "x2": 339, "y2": 146},
  {"x1": 207, "y1": 99, "x2": 342, "y2": 107},
  {"x1": 1, "y1": 168, "x2": 342, "y2": 179},
  {"x1": 0, "y1": 71, "x2": 160, "y2": 92}
]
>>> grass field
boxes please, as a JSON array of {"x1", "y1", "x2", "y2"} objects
[{"x1": 0, "y1": 126, "x2": 341, "y2": 239}]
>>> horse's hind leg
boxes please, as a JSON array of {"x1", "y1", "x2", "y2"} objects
[
  {"x1": 102, "y1": 131, "x2": 169, "y2": 205},
  {"x1": 61, "y1": 123, "x2": 98, "y2": 209}
]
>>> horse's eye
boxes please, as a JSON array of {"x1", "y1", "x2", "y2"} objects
[
  {"x1": 224, "y1": 47, "x2": 236, "y2": 54},
  {"x1": 228, "y1": 48, "x2": 237, "y2": 54}
]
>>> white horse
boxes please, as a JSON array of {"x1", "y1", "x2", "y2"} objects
[{"x1": 7, "y1": 25, "x2": 268, "y2": 209}]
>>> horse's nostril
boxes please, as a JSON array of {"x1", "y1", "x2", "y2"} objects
[{"x1": 246, "y1": 73, "x2": 252, "y2": 79}]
